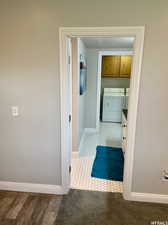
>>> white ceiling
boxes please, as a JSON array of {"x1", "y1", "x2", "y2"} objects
[{"x1": 81, "y1": 37, "x2": 135, "y2": 49}]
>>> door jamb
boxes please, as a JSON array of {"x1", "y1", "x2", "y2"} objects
[{"x1": 59, "y1": 26, "x2": 145, "y2": 199}]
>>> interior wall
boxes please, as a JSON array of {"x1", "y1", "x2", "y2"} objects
[
  {"x1": 0, "y1": 0, "x2": 168, "y2": 195},
  {"x1": 84, "y1": 49, "x2": 98, "y2": 128},
  {"x1": 101, "y1": 78, "x2": 130, "y2": 91}
]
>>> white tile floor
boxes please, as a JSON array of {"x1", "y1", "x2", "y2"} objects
[
  {"x1": 79, "y1": 122, "x2": 122, "y2": 157},
  {"x1": 71, "y1": 122, "x2": 123, "y2": 193}
]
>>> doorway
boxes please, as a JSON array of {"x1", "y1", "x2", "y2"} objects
[
  {"x1": 71, "y1": 37, "x2": 133, "y2": 192},
  {"x1": 59, "y1": 27, "x2": 145, "y2": 200}
]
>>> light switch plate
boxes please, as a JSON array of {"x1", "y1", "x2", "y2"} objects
[
  {"x1": 11, "y1": 106, "x2": 19, "y2": 116},
  {"x1": 162, "y1": 170, "x2": 168, "y2": 181}
]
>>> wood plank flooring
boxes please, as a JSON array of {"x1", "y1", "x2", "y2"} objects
[{"x1": 0, "y1": 190, "x2": 62, "y2": 225}]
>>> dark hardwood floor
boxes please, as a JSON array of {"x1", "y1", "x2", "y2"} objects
[
  {"x1": 0, "y1": 190, "x2": 62, "y2": 225},
  {"x1": 1, "y1": 189, "x2": 168, "y2": 225}
]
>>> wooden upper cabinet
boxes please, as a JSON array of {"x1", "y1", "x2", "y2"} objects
[
  {"x1": 102, "y1": 56, "x2": 120, "y2": 77},
  {"x1": 102, "y1": 55, "x2": 132, "y2": 78},
  {"x1": 120, "y1": 56, "x2": 132, "y2": 77}
]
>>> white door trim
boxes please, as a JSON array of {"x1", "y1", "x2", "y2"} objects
[
  {"x1": 59, "y1": 26, "x2": 145, "y2": 200},
  {"x1": 96, "y1": 50, "x2": 133, "y2": 131},
  {"x1": 96, "y1": 52, "x2": 102, "y2": 132}
]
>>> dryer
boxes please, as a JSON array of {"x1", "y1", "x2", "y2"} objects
[{"x1": 102, "y1": 88, "x2": 125, "y2": 122}]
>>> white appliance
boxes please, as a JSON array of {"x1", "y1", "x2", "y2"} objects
[
  {"x1": 125, "y1": 88, "x2": 129, "y2": 109},
  {"x1": 102, "y1": 88, "x2": 125, "y2": 122}
]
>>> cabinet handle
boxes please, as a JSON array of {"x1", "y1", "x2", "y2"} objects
[{"x1": 123, "y1": 137, "x2": 126, "y2": 140}]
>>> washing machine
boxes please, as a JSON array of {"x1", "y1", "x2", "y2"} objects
[{"x1": 102, "y1": 88, "x2": 125, "y2": 122}]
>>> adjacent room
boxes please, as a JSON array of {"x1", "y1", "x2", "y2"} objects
[
  {"x1": 1, "y1": 1, "x2": 168, "y2": 224},
  {"x1": 71, "y1": 36, "x2": 135, "y2": 192}
]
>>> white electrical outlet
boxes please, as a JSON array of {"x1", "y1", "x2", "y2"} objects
[
  {"x1": 11, "y1": 106, "x2": 19, "y2": 116},
  {"x1": 162, "y1": 170, "x2": 168, "y2": 181}
]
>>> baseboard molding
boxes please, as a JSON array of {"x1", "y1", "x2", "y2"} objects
[
  {"x1": 78, "y1": 130, "x2": 86, "y2": 153},
  {"x1": 85, "y1": 128, "x2": 97, "y2": 133},
  {"x1": 0, "y1": 181, "x2": 67, "y2": 195},
  {"x1": 124, "y1": 191, "x2": 168, "y2": 204},
  {"x1": 78, "y1": 128, "x2": 97, "y2": 153}
]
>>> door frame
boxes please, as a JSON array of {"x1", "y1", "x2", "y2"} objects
[
  {"x1": 96, "y1": 50, "x2": 133, "y2": 131},
  {"x1": 59, "y1": 26, "x2": 145, "y2": 199}
]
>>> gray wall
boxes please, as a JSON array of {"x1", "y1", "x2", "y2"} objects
[
  {"x1": 101, "y1": 78, "x2": 130, "y2": 90},
  {"x1": 0, "y1": 0, "x2": 168, "y2": 194},
  {"x1": 85, "y1": 49, "x2": 98, "y2": 128}
]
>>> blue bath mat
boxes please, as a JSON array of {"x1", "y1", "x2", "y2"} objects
[{"x1": 91, "y1": 146, "x2": 124, "y2": 181}]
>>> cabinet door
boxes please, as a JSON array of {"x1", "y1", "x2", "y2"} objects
[
  {"x1": 120, "y1": 56, "x2": 132, "y2": 77},
  {"x1": 102, "y1": 56, "x2": 120, "y2": 77}
]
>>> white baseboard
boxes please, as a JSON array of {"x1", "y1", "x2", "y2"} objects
[
  {"x1": 124, "y1": 191, "x2": 168, "y2": 204},
  {"x1": 78, "y1": 128, "x2": 97, "y2": 153},
  {"x1": 78, "y1": 130, "x2": 86, "y2": 153},
  {"x1": 78, "y1": 128, "x2": 93, "y2": 153},
  {"x1": 0, "y1": 181, "x2": 67, "y2": 195},
  {"x1": 85, "y1": 128, "x2": 97, "y2": 133}
]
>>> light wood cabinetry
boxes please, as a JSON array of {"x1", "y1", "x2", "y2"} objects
[
  {"x1": 120, "y1": 56, "x2": 132, "y2": 77},
  {"x1": 102, "y1": 55, "x2": 132, "y2": 78},
  {"x1": 102, "y1": 56, "x2": 120, "y2": 77}
]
